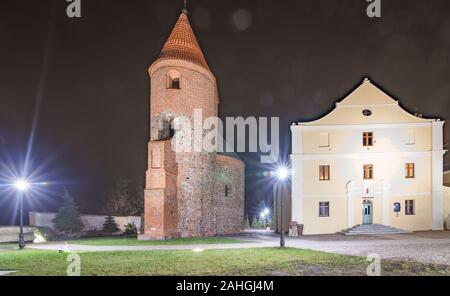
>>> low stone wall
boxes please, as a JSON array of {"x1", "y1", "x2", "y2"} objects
[
  {"x1": 0, "y1": 227, "x2": 35, "y2": 243},
  {"x1": 29, "y1": 212, "x2": 141, "y2": 232}
]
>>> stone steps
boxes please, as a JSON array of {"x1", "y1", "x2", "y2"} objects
[{"x1": 341, "y1": 224, "x2": 411, "y2": 236}]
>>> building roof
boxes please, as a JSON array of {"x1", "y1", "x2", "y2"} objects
[
  {"x1": 157, "y1": 10, "x2": 211, "y2": 72},
  {"x1": 298, "y1": 78, "x2": 438, "y2": 126}
]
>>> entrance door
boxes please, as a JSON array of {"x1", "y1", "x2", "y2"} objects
[{"x1": 362, "y1": 200, "x2": 373, "y2": 225}]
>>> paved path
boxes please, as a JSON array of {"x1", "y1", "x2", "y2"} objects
[
  {"x1": 0, "y1": 270, "x2": 17, "y2": 276},
  {"x1": 28, "y1": 240, "x2": 276, "y2": 252},
  {"x1": 27, "y1": 231, "x2": 450, "y2": 266}
]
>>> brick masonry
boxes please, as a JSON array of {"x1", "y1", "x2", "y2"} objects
[{"x1": 139, "y1": 11, "x2": 245, "y2": 240}]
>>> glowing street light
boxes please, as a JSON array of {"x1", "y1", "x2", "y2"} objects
[
  {"x1": 260, "y1": 208, "x2": 271, "y2": 229},
  {"x1": 13, "y1": 178, "x2": 30, "y2": 249},
  {"x1": 14, "y1": 179, "x2": 30, "y2": 192},
  {"x1": 274, "y1": 165, "x2": 290, "y2": 248},
  {"x1": 276, "y1": 167, "x2": 289, "y2": 181}
]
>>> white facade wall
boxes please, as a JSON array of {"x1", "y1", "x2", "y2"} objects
[{"x1": 290, "y1": 79, "x2": 447, "y2": 234}]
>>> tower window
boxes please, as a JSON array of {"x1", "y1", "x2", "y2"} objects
[
  {"x1": 167, "y1": 71, "x2": 181, "y2": 89},
  {"x1": 363, "y1": 164, "x2": 374, "y2": 180},
  {"x1": 171, "y1": 78, "x2": 180, "y2": 89},
  {"x1": 363, "y1": 132, "x2": 373, "y2": 146},
  {"x1": 225, "y1": 185, "x2": 231, "y2": 197}
]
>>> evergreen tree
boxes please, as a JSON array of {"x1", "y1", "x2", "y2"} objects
[
  {"x1": 244, "y1": 213, "x2": 251, "y2": 229},
  {"x1": 103, "y1": 215, "x2": 120, "y2": 233},
  {"x1": 52, "y1": 189, "x2": 84, "y2": 234}
]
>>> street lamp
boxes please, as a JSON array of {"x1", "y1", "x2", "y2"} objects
[
  {"x1": 275, "y1": 166, "x2": 289, "y2": 248},
  {"x1": 14, "y1": 179, "x2": 29, "y2": 249},
  {"x1": 260, "y1": 208, "x2": 270, "y2": 228}
]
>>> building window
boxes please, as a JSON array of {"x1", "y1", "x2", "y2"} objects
[
  {"x1": 319, "y1": 132, "x2": 329, "y2": 147},
  {"x1": 363, "y1": 164, "x2": 373, "y2": 180},
  {"x1": 405, "y1": 130, "x2": 415, "y2": 145},
  {"x1": 167, "y1": 71, "x2": 181, "y2": 89},
  {"x1": 225, "y1": 185, "x2": 231, "y2": 197},
  {"x1": 405, "y1": 200, "x2": 415, "y2": 215},
  {"x1": 405, "y1": 163, "x2": 415, "y2": 178},
  {"x1": 319, "y1": 165, "x2": 330, "y2": 181},
  {"x1": 363, "y1": 132, "x2": 373, "y2": 146},
  {"x1": 319, "y1": 202, "x2": 330, "y2": 217},
  {"x1": 171, "y1": 78, "x2": 180, "y2": 89}
]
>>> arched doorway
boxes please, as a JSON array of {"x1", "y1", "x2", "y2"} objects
[{"x1": 362, "y1": 200, "x2": 373, "y2": 225}]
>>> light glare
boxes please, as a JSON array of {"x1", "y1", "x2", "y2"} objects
[
  {"x1": 276, "y1": 167, "x2": 289, "y2": 180},
  {"x1": 14, "y1": 179, "x2": 30, "y2": 192}
]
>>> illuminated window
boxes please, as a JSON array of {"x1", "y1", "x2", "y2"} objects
[
  {"x1": 363, "y1": 164, "x2": 373, "y2": 180},
  {"x1": 363, "y1": 132, "x2": 373, "y2": 146},
  {"x1": 319, "y1": 165, "x2": 330, "y2": 181},
  {"x1": 167, "y1": 71, "x2": 181, "y2": 89},
  {"x1": 405, "y1": 200, "x2": 415, "y2": 215},
  {"x1": 319, "y1": 202, "x2": 330, "y2": 217},
  {"x1": 405, "y1": 163, "x2": 415, "y2": 178}
]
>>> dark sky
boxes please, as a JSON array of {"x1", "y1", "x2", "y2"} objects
[{"x1": 0, "y1": 0, "x2": 449, "y2": 224}]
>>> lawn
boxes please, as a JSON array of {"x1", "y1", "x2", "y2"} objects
[
  {"x1": 68, "y1": 236, "x2": 246, "y2": 246},
  {"x1": 0, "y1": 243, "x2": 16, "y2": 250},
  {"x1": 1, "y1": 247, "x2": 449, "y2": 276}
]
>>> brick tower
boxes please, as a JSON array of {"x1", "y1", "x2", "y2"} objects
[{"x1": 139, "y1": 9, "x2": 219, "y2": 239}]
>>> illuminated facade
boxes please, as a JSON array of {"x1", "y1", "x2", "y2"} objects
[{"x1": 290, "y1": 78, "x2": 448, "y2": 234}]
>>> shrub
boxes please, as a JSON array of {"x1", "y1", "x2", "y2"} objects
[
  {"x1": 123, "y1": 222, "x2": 138, "y2": 235},
  {"x1": 34, "y1": 227, "x2": 58, "y2": 242},
  {"x1": 103, "y1": 215, "x2": 120, "y2": 234},
  {"x1": 82, "y1": 230, "x2": 105, "y2": 238},
  {"x1": 251, "y1": 218, "x2": 264, "y2": 229}
]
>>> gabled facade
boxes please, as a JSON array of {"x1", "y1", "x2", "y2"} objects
[{"x1": 290, "y1": 78, "x2": 448, "y2": 234}]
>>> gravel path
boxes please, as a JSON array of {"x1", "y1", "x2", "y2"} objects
[{"x1": 285, "y1": 233, "x2": 450, "y2": 266}]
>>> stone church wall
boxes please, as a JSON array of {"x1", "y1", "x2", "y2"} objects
[{"x1": 213, "y1": 155, "x2": 245, "y2": 234}]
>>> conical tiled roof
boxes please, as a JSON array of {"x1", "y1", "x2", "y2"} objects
[{"x1": 158, "y1": 11, "x2": 210, "y2": 71}]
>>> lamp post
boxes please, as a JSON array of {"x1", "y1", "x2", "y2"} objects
[
  {"x1": 276, "y1": 166, "x2": 289, "y2": 248},
  {"x1": 14, "y1": 179, "x2": 29, "y2": 249}
]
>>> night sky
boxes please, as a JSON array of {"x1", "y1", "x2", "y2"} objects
[{"x1": 0, "y1": 0, "x2": 449, "y2": 224}]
